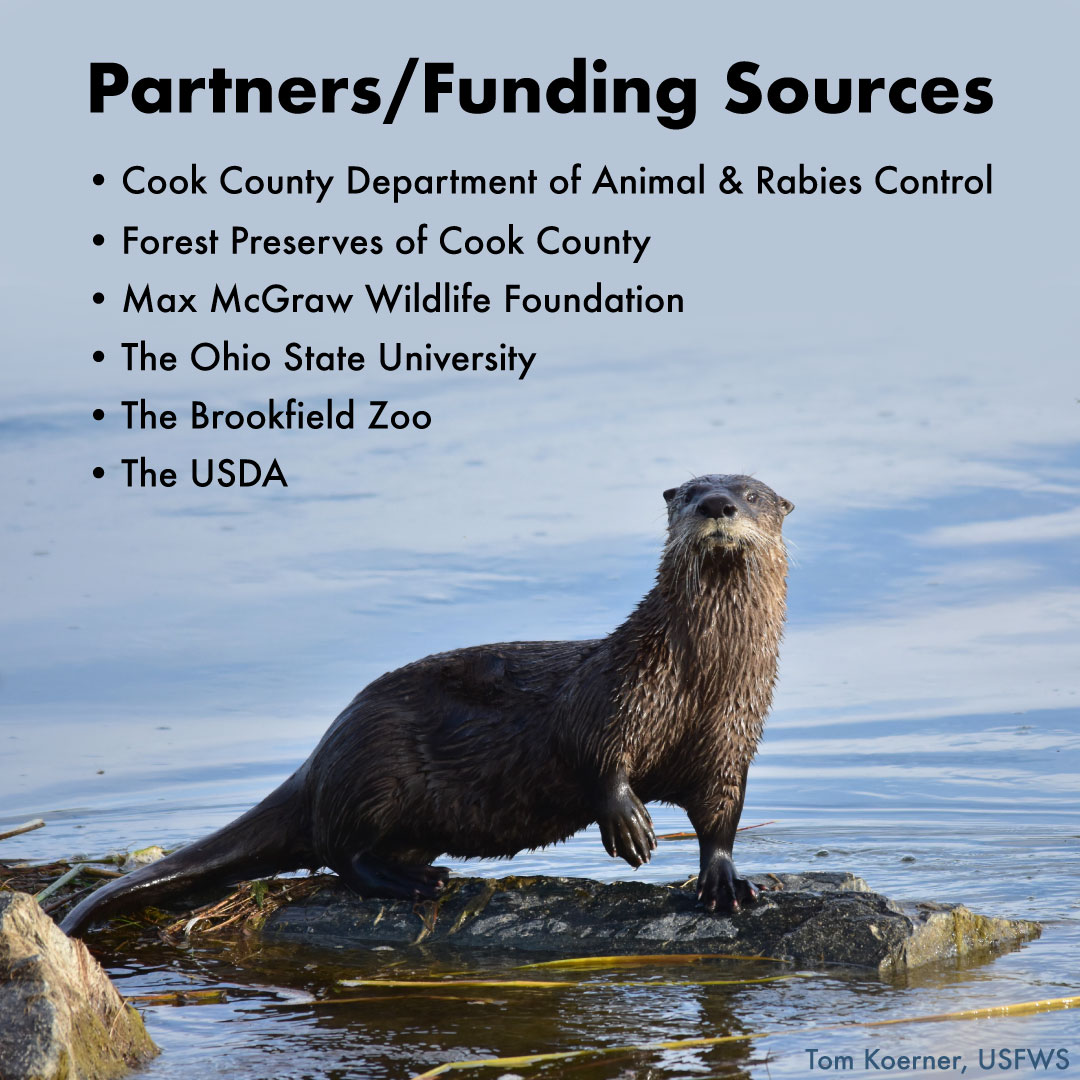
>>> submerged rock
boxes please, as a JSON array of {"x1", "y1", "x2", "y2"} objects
[
  {"x1": 257, "y1": 872, "x2": 1040, "y2": 972},
  {"x1": 119, "y1": 846, "x2": 166, "y2": 874},
  {"x1": 0, "y1": 892, "x2": 158, "y2": 1080}
]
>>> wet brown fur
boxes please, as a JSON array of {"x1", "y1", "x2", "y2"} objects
[{"x1": 62, "y1": 473, "x2": 792, "y2": 935}]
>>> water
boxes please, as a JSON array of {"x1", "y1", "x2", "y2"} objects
[
  {"x1": 2, "y1": 381, "x2": 1077, "y2": 1076},
  {"x1": 2, "y1": 4, "x2": 1078, "y2": 1075}
]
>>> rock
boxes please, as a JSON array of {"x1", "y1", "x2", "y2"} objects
[
  {"x1": 0, "y1": 892, "x2": 158, "y2": 1080},
  {"x1": 119, "y1": 846, "x2": 166, "y2": 874},
  {"x1": 257, "y1": 872, "x2": 1040, "y2": 972}
]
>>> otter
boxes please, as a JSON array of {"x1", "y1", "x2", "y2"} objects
[{"x1": 61, "y1": 474, "x2": 793, "y2": 936}]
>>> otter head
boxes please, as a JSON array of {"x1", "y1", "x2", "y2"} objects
[{"x1": 662, "y1": 474, "x2": 793, "y2": 555}]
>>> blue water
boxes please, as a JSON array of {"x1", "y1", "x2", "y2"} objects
[
  {"x1": 1, "y1": 0, "x2": 1077, "y2": 1073},
  {"x1": 2, "y1": 348, "x2": 1078, "y2": 1077}
]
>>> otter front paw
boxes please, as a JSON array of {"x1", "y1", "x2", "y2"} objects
[
  {"x1": 697, "y1": 853, "x2": 758, "y2": 914},
  {"x1": 598, "y1": 784, "x2": 656, "y2": 868}
]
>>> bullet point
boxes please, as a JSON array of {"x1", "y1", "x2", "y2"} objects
[
  {"x1": 93, "y1": 173, "x2": 105, "y2": 185},
  {"x1": 92, "y1": 466, "x2": 105, "y2": 479},
  {"x1": 93, "y1": 350, "x2": 104, "y2": 362},
  {"x1": 93, "y1": 292, "x2": 105, "y2": 304},
  {"x1": 93, "y1": 233, "x2": 105, "y2": 246},
  {"x1": 93, "y1": 408, "x2": 105, "y2": 421}
]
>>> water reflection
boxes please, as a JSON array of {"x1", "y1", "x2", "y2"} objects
[{"x1": 94, "y1": 929, "x2": 1079, "y2": 1080}]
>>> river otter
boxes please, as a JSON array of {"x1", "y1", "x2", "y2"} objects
[{"x1": 61, "y1": 473, "x2": 793, "y2": 936}]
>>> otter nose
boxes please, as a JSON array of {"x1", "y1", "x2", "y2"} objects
[{"x1": 697, "y1": 494, "x2": 738, "y2": 519}]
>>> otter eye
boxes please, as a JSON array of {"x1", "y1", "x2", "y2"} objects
[{"x1": 745, "y1": 491, "x2": 757, "y2": 503}]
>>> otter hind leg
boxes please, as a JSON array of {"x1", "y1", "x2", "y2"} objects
[{"x1": 333, "y1": 853, "x2": 450, "y2": 902}]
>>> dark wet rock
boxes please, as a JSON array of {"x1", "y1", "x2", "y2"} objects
[
  {"x1": 0, "y1": 892, "x2": 158, "y2": 1080},
  {"x1": 259, "y1": 871, "x2": 1040, "y2": 972}
]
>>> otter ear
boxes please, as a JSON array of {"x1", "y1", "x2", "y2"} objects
[
  {"x1": 663, "y1": 487, "x2": 678, "y2": 503},
  {"x1": 780, "y1": 498, "x2": 794, "y2": 516}
]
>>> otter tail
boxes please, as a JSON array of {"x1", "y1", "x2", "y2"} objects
[{"x1": 60, "y1": 772, "x2": 311, "y2": 937}]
